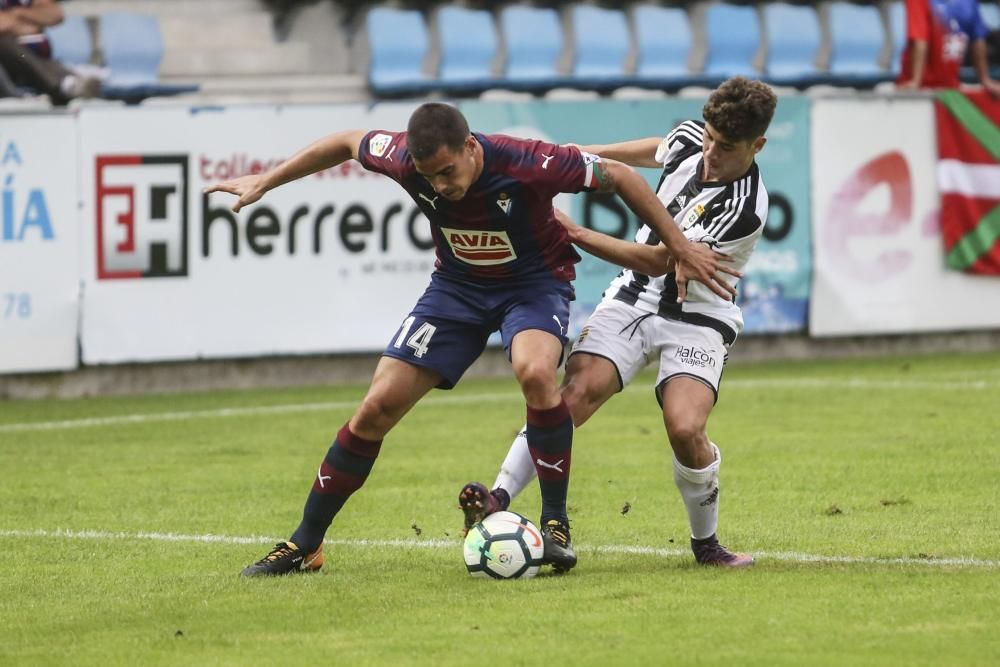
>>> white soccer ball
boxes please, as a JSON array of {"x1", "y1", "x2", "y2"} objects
[{"x1": 463, "y1": 510, "x2": 545, "y2": 580}]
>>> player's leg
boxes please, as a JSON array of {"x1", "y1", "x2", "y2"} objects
[
  {"x1": 244, "y1": 278, "x2": 489, "y2": 577},
  {"x1": 488, "y1": 352, "x2": 624, "y2": 506},
  {"x1": 242, "y1": 358, "x2": 443, "y2": 577},
  {"x1": 510, "y1": 328, "x2": 570, "y2": 509},
  {"x1": 488, "y1": 302, "x2": 650, "y2": 507},
  {"x1": 655, "y1": 323, "x2": 752, "y2": 568},
  {"x1": 509, "y1": 327, "x2": 578, "y2": 571},
  {"x1": 286, "y1": 357, "x2": 443, "y2": 548}
]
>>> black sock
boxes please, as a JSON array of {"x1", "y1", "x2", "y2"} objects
[
  {"x1": 289, "y1": 422, "x2": 382, "y2": 552},
  {"x1": 492, "y1": 487, "x2": 511, "y2": 511},
  {"x1": 526, "y1": 399, "x2": 573, "y2": 524}
]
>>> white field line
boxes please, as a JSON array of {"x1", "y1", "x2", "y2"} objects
[
  {"x1": 1, "y1": 528, "x2": 996, "y2": 569},
  {"x1": 2, "y1": 376, "x2": 997, "y2": 434}
]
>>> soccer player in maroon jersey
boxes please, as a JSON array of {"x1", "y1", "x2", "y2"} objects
[{"x1": 205, "y1": 103, "x2": 736, "y2": 576}]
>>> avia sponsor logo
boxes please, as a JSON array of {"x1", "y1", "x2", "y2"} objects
[
  {"x1": 441, "y1": 227, "x2": 516, "y2": 265},
  {"x1": 96, "y1": 155, "x2": 188, "y2": 279},
  {"x1": 95, "y1": 154, "x2": 436, "y2": 280},
  {"x1": 674, "y1": 345, "x2": 717, "y2": 368}
]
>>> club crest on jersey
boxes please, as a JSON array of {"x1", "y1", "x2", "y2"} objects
[
  {"x1": 368, "y1": 133, "x2": 393, "y2": 157},
  {"x1": 496, "y1": 193, "x2": 513, "y2": 216},
  {"x1": 683, "y1": 204, "x2": 705, "y2": 229},
  {"x1": 441, "y1": 227, "x2": 517, "y2": 265}
]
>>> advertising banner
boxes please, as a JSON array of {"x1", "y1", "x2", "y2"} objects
[
  {"x1": 462, "y1": 96, "x2": 813, "y2": 335},
  {"x1": 78, "y1": 98, "x2": 813, "y2": 364},
  {"x1": 810, "y1": 98, "x2": 1000, "y2": 336},
  {"x1": 0, "y1": 114, "x2": 79, "y2": 373},
  {"x1": 78, "y1": 104, "x2": 435, "y2": 363}
]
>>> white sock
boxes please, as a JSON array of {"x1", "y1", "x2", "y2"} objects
[
  {"x1": 493, "y1": 425, "x2": 537, "y2": 500},
  {"x1": 60, "y1": 75, "x2": 78, "y2": 96},
  {"x1": 672, "y1": 442, "x2": 722, "y2": 540}
]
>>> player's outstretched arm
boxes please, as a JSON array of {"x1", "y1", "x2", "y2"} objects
[
  {"x1": 203, "y1": 129, "x2": 367, "y2": 213},
  {"x1": 574, "y1": 138, "x2": 661, "y2": 168},
  {"x1": 594, "y1": 159, "x2": 740, "y2": 302},
  {"x1": 555, "y1": 209, "x2": 673, "y2": 276}
]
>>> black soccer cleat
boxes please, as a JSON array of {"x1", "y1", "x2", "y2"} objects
[
  {"x1": 541, "y1": 518, "x2": 577, "y2": 573},
  {"x1": 240, "y1": 541, "x2": 324, "y2": 577},
  {"x1": 458, "y1": 481, "x2": 501, "y2": 536},
  {"x1": 691, "y1": 534, "x2": 754, "y2": 568}
]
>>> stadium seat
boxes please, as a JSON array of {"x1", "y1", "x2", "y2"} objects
[
  {"x1": 704, "y1": 3, "x2": 761, "y2": 79},
  {"x1": 762, "y1": 2, "x2": 822, "y2": 86},
  {"x1": 46, "y1": 14, "x2": 92, "y2": 67},
  {"x1": 366, "y1": 6, "x2": 432, "y2": 96},
  {"x1": 827, "y1": 2, "x2": 888, "y2": 85},
  {"x1": 436, "y1": 6, "x2": 498, "y2": 93},
  {"x1": 498, "y1": 5, "x2": 564, "y2": 90},
  {"x1": 568, "y1": 5, "x2": 631, "y2": 89},
  {"x1": 886, "y1": 0, "x2": 906, "y2": 76},
  {"x1": 99, "y1": 12, "x2": 198, "y2": 103},
  {"x1": 631, "y1": 4, "x2": 695, "y2": 87}
]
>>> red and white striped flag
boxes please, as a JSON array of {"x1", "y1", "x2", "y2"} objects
[{"x1": 935, "y1": 90, "x2": 1000, "y2": 274}]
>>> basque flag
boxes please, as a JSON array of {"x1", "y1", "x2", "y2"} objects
[{"x1": 935, "y1": 91, "x2": 1000, "y2": 274}]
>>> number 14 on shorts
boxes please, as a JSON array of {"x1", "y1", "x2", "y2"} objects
[{"x1": 393, "y1": 316, "x2": 437, "y2": 358}]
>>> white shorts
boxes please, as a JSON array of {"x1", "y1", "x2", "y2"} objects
[{"x1": 569, "y1": 300, "x2": 729, "y2": 402}]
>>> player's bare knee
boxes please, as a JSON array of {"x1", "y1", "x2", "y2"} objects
[
  {"x1": 354, "y1": 394, "x2": 399, "y2": 436},
  {"x1": 516, "y1": 364, "x2": 559, "y2": 406},
  {"x1": 665, "y1": 419, "x2": 707, "y2": 452}
]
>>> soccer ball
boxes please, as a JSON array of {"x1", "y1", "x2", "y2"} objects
[{"x1": 463, "y1": 511, "x2": 545, "y2": 580}]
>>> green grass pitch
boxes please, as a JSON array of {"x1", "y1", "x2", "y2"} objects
[{"x1": 1, "y1": 351, "x2": 998, "y2": 666}]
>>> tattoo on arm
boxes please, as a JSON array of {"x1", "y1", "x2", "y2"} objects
[{"x1": 593, "y1": 161, "x2": 615, "y2": 192}]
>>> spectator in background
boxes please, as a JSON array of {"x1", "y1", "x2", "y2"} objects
[
  {"x1": 898, "y1": 0, "x2": 1000, "y2": 96},
  {"x1": 0, "y1": 0, "x2": 99, "y2": 104}
]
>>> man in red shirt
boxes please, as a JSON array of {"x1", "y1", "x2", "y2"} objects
[{"x1": 898, "y1": 0, "x2": 1000, "y2": 96}]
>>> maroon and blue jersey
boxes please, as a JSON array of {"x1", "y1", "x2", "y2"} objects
[{"x1": 357, "y1": 131, "x2": 599, "y2": 286}]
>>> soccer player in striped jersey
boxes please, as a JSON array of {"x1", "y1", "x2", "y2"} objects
[
  {"x1": 205, "y1": 102, "x2": 737, "y2": 576},
  {"x1": 460, "y1": 77, "x2": 777, "y2": 568}
]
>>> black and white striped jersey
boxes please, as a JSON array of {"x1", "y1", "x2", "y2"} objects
[{"x1": 604, "y1": 120, "x2": 768, "y2": 343}]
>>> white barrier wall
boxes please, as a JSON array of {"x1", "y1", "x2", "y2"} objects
[
  {"x1": 5, "y1": 98, "x2": 1000, "y2": 375},
  {"x1": 78, "y1": 104, "x2": 436, "y2": 364},
  {"x1": 0, "y1": 115, "x2": 79, "y2": 373},
  {"x1": 810, "y1": 98, "x2": 1000, "y2": 336}
]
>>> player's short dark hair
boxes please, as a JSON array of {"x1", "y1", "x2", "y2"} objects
[
  {"x1": 702, "y1": 77, "x2": 777, "y2": 143},
  {"x1": 407, "y1": 103, "x2": 471, "y2": 161}
]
